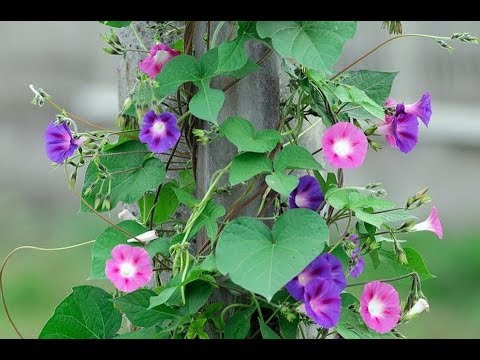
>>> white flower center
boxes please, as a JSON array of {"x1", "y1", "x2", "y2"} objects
[
  {"x1": 154, "y1": 50, "x2": 170, "y2": 65},
  {"x1": 368, "y1": 297, "x2": 384, "y2": 317},
  {"x1": 333, "y1": 138, "x2": 352, "y2": 157},
  {"x1": 295, "y1": 194, "x2": 309, "y2": 208},
  {"x1": 298, "y1": 273, "x2": 309, "y2": 286},
  {"x1": 152, "y1": 121, "x2": 165, "y2": 135},
  {"x1": 120, "y1": 262, "x2": 135, "y2": 278}
]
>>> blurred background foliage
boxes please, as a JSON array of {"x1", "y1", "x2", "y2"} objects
[{"x1": 1, "y1": 21, "x2": 479, "y2": 338}]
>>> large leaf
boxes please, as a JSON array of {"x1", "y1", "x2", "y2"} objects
[
  {"x1": 114, "y1": 289, "x2": 181, "y2": 328},
  {"x1": 216, "y1": 209, "x2": 329, "y2": 301},
  {"x1": 89, "y1": 220, "x2": 162, "y2": 279},
  {"x1": 155, "y1": 55, "x2": 200, "y2": 95},
  {"x1": 343, "y1": 70, "x2": 398, "y2": 120},
  {"x1": 81, "y1": 140, "x2": 166, "y2": 212},
  {"x1": 39, "y1": 286, "x2": 121, "y2": 339},
  {"x1": 379, "y1": 248, "x2": 435, "y2": 281},
  {"x1": 230, "y1": 152, "x2": 273, "y2": 186},
  {"x1": 256, "y1": 21, "x2": 357, "y2": 73},
  {"x1": 220, "y1": 117, "x2": 282, "y2": 153},
  {"x1": 217, "y1": 21, "x2": 259, "y2": 73}
]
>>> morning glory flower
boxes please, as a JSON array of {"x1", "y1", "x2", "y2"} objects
[
  {"x1": 44, "y1": 121, "x2": 83, "y2": 164},
  {"x1": 321, "y1": 122, "x2": 368, "y2": 169},
  {"x1": 105, "y1": 244, "x2": 153, "y2": 293},
  {"x1": 411, "y1": 206, "x2": 443, "y2": 239},
  {"x1": 377, "y1": 104, "x2": 419, "y2": 154},
  {"x1": 288, "y1": 175, "x2": 324, "y2": 211},
  {"x1": 386, "y1": 92, "x2": 432, "y2": 127},
  {"x1": 139, "y1": 111, "x2": 181, "y2": 153},
  {"x1": 304, "y1": 278, "x2": 342, "y2": 329},
  {"x1": 139, "y1": 43, "x2": 180, "y2": 79}
]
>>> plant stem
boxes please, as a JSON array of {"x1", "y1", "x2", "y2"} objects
[
  {"x1": 211, "y1": 21, "x2": 227, "y2": 48},
  {"x1": 251, "y1": 292, "x2": 265, "y2": 323},
  {"x1": 130, "y1": 22, "x2": 148, "y2": 51},
  {"x1": 346, "y1": 272, "x2": 417, "y2": 288}
]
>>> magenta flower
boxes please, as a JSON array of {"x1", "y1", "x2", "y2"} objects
[
  {"x1": 139, "y1": 43, "x2": 180, "y2": 79},
  {"x1": 288, "y1": 175, "x2": 324, "y2": 211},
  {"x1": 411, "y1": 206, "x2": 443, "y2": 239},
  {"x1": 139, "y1": 111, "x2": 181, "y2": 153},
  {"x1": 304, "y1": 278, "x2": 342, "y2": 328},
  {"x1": 44, "y1": 121, "x2": 81, "y2": 164},
  {"x1": 386, "y1": 92, "x2": 432, "y2": 127},
  {"x1": 360, "y1": 281, "x2": 401, "y2": 334},
  {"x1": 321, "y1": 122, "x2": 368, "y2": 169},
  {"x1": 377, "y1": 104, "x2": 419, "y2": 154},
  {"x1": 105, "y1": 244, "x2": 153, "y2": 293},
  {"x1": 285, "y1": 253, "x2": 346, "y2": 301}
]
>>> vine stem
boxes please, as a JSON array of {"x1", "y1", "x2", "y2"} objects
[
  {"x1": 331, "y1": 33, "x2": 452, "y2": 80},
  {"x1": 211, "y1": 21, "x2": 227, "y2": 48},
  {"x1": 46, "y1": 98, "x2": 108, "y2": 131},
  {"x1": 130, "y1": 22, "x2": 148, "y2": 51},
  {"x1": 346, "y1": 272, "x2": 417, "y2": 288},
  {"x1": 0, "y1": 240, "x2": 95, "y2": 338}
]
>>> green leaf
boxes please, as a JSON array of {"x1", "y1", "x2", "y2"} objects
[
  {"x1": 216, "y1": 208, "x2": 328, "y2": 301},
  {"x1": 178, "y1": 169, "x2": 195, "y2": 193},
  {"x1": 217, "y1": 21, "x2": 258, "y2": 73},
  {"x1": 325, "y1": 187, "x2": 366, "y2": 209},
  {"x1": 337, "y1": 306, "x2": 395, "y2": 339},
  {"x1": 189, "y1": 80, "x2": 225, "y2": 124},
  {"x1": 173, "y1": 188, "x2": 200, "y2": 208},
  {"x1": 273, "y1": 145, "x2": 321, "y2": 172},
  {"x1": 265, "y1": 172, "x2": 299, "y2": 196},
  {"x1": 343, "y1": 70, "x2": 398, "y2": 120},
  {"x1": 258, "y1": 317, "x2": 281, "y2": 339},
  {"x1": 99, "y1": 21, "x2": 131, "y2": 28},
  {"x1": 89, "y1": 220, "x2": 147, "y2": 280},
  {"x1": 223, "y1": 306, "x2": 255, "y2": 339},
  {"x1": 316, "y1": 171, "x2": 337, "y2": 194},
  {"x1": 190, "y1": 200, "x2": 226, "y2": 240},
  {"x1": 114, "y1": 289, "x2": 180, "y2": 328},
  {"x1": 39, "y1": 286, "x2": 121, "y2": 339},
  {"x1": 230, "y1": 152, "x2": 273, "y2": 185},
  {"x1": 223, "y1": 59, "x2": 260, "y2": 79},
  {"x1": 131, "y1": 81, "x2": 166, "y2": 109},
  {"x1": 278, "y1": 315, "x2": 299, "y2": 339},
  {"x1": 355, "y1": 208, "x2": 416, "y2": 229},
  {"x1": 181, "y1": 281, "x2": 214, "y2": 316},
  {"x1": 334, "y1": 85, "x2": 385, "y2": 119},
  {"x1": 155, "y1": 55, "x2": 200, "y2": 95},
  {"x1": 220, "y1": 117, "x2": 282, "y2": 153},
  {"x1": 186, "y1": 317, "x2": 208, "y2": 339},
  {"x1": 379, "y1": 248, "x2": 435, "y2": 281},
  {"x1": 256, "y1": 21, "x2": 357, "y2": 73},
  {"x1": 138, "y1": 181, "x2": 180, "y2": 225},
  {"x1": 81, "y1": 140, "x2": 166, "y2": 212},
  {"x1": 145, "y1": 237, "x2": 171, "y2": 258}
]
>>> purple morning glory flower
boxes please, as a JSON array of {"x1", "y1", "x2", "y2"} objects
[
  {"x1": 44, "y1": 121, "x2": 80, "y2": 164},
  {"x1": 289, "y1": 175, "x2": 324, "y2": 211},
  {"x1": 285, "y1": 255, "x2": 332, "y2": 301},
  {"x1": 378, "y1": 104, "x2": 419, "y2": 154},
  {"x1": 139, "y1": 111, "x2": 181, "y2": 153},
  {"x1": 285, "y1": 253, "x2": 346, "y2": 301},
  {"x1": 304, "y1": 278, "x2": 342, "y2": 328},
  {"x1": 387, "y1": 92, "x2": 432, "y2": 127}
]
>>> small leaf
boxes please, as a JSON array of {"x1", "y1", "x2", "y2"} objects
[
  {"x1": 224, "y1": 306, "x2": 256, "y2": 339},
  {"x1": 258, "y1": 317, "x2": 281, "y2": 339},
  {"x1": 230, "y1": 152, "x2": 273, "y2": 185},
  {"x1": 189, "y1": 80, "x2": 225, "y2": 124},
  {"x1": 220, "y1": 117, "x2": 282, "y2": 153},
  {"x1": 273, "y1": 145, "x2": 321, "y2": 172},
  {"x1": 265, "y1": 172, "x2": 299, "y2": 196},
  {"x1": 334, "y1": 85, "x2": 385, "y2": 120},
  {"x1": 278, "y1": 315, "x2": 299, "y2": 339},
  {"x1": 39, "y1": 286, "x2": 121, "y2": 339}
]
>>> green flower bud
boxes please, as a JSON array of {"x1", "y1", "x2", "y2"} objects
[{"x1": 94, "y1": 194, "x2": 103, "y2": 210}]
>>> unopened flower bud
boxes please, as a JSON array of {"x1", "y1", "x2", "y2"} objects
[
  {"x1": 368, "y1": 139, "x2": 382, "y2": 151},
  {"x1": 126, "y1": 230, "x2": 159, "y2": 245},
  {"x1": 435, "y1": 39, "x2": 454, "y2": 53},
  {"x1": 397, "y1": 249, "x2": 408, "y2": 265},
  {"x1": 405, "y1": 298, "x2": 429, "y2": 319},
  {"x1": 94, "y1": 193, "x2": 103, "y2": 210},
  {"x1": 102, "y1": 195, "x2": 111, "y2": 211},
  {"x1": 418, "y1": 194, "x2": 432, "y2": 206},
  {"x1": 69, "y1": 170, "x2": 77, "y2": 188},
  {"x1": 118, "y1": 209, "x2": 138, "y2": 221},
  {"x1": 364, "y1": 125, "x2": 378, "y2": 136}
]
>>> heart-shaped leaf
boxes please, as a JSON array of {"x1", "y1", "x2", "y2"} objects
[
  {"x1": 215, "y1": 209, "x2": 328, "y2": 301},
  {"x1": 265, "y1": 172, "x2": 299, "y2": 196},
  {"x1": 220, "y1": 117, "x2": 282, "y2": 153},
  {"x1": 230, "y1": 152, "x2": 273, "y2": 185}
]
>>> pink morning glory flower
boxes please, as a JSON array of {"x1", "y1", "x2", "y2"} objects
[
  {"x1": 288, "y1": 175, "x2": 324, "y2": 211},
  {"x1": 377, "y1": 104, "x2": 419, "y2": 154},
  {"x1": 321, "y1": 122, "x2": 368, "y2": 169},
  {"x1": 360, "y1": 281, "x2": 401, "y2": 334},
  {"x1": 44, "y1": 121, "x2": 82, "y2": 164},
  {"x1": 304, "y1": 278, "x2": 342, "y2": 329},
  {"x1": 139, "y1": 111, "x2": 181, "y2": 153},
  {"x1": 411, "y1": 206, "x2": 443, "y2": 239},
  {"x1": 139, "y1": 43, "x2": 180, "y2": 79},
  {"x1": 105, "y1": 244, "x2": 153, "y2": 293},
  {"x1": 386, "y1": 92, "x2": 432, "y2": 127},
  {"x1": 285, "y1": 253, "x2": 346, "y2": 301}
]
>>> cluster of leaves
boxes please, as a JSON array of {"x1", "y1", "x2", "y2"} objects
[{"x1": 38, "y1": 21, "x2": 439, "y2": 339}]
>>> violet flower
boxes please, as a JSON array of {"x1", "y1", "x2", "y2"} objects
[
  {"x1": 139, "y1": 111, "x2": 181, "y2": 153},
  {"x1": 44, "y1": 121, "x2": 81, "y2": 164},
  {"x1": 289, "y1": 175, "x2": 324, "y2": 211},
  {"x1": 304, "y1": 278, "x2": 342, "y2": 328},
  {"x1": 377, "y1": 104, "x2": 419, "y2": 154}
]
